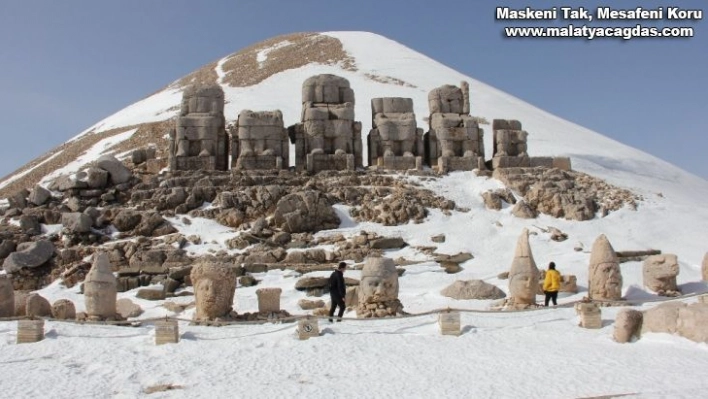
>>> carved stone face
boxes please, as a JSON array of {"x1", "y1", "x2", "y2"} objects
[
  {"x1": 191, "y1": 262, "x2": 237, "y2": 321},
  {"x1": 509, "y1": 271, "x2": 537, "y2": 304},
  {"x1": 195, "y1": 278, "x2": 231, "y2": 319},
  {"x1": 359, "y1": 257, "x2": 399, "y2": 303},
  {"x1": 590, "y1": 262, "x2": 623, "y2": 300}
]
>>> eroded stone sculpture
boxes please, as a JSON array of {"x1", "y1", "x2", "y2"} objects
[
  {"x1": 289, "y1": 74, "x2": 362, "y2": 172},
  {"x1": 643, "y1": 302, "x2": 708, "y2": 343},
  {"x1": 492, "y1": 119, "x2": 529, "y2": 168},
  {"x1": 368, "y1": 97, "x2": 423, "y2": 170},
  {"x1": 506, "y1": 228, "x2": 540, "y2": 308},
  {"x1": 0, "y1": 274, "x2": 14, "y2": 317},
  {"x1": 425, "y1": 81, "x2": 484, "y2": 172},
  {"x1": 613, "y1": 308, "x2": 643, "y2": 343},
  {"x1": 643, "y1": 254, "x2": 680, "y2": 296},
  {"x1": 232, "y1": 110, "x2": 289, "y2": 170},
  {"x1": 588, "y1": 234, "x2": 623, "y2": 301},
  {"x1": 84, "y1": 252, "x2": 117, "y2": 320},
  {"x1": 356, "y1": 257, "x2": 404, "y2": 318},
  {"x1": 190, "y1": 261, "x2": 237, "y2": 323},
  {"x1": 169, "y1": 84, "x2": 228, "y2": 171}
]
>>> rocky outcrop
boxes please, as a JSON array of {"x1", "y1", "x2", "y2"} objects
[
  {"x1": 272, "y1": 190, "x2": 340, "y2": 233},
  {"x1": 96, "y1": 155, "x2": 132, "y2": 184},
  {"x1": 481, "y1": 188, "x2": 516, "y2": 210},
  {"x1": 493, "y1": 167, "x2": 639, "y2": 221}
]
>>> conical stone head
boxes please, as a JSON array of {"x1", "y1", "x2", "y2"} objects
[
  {"x1": 588, "y1": 234, "x2": 623, "y2": 300},
  {"x1": 508, "y1": 228, "x2": 540, "y2": 305},
  {"x1": 84, "y1": 252, "x2": 117, "y2": 319}
]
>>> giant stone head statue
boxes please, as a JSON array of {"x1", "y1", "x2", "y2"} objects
[
  {"x1": 588, "y1": 234, "x2": 623, "y2": 301},
  {"x1": 508, "y1": 228, "x2": 540, "y2": 305},
  {"x1": 190, "y1": 261, "x2": 237, "y2": 321},
  {"x1": 359, "y1": 257, "x2": 399, "y2": 303}
]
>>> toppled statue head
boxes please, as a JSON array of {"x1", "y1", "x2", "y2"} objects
[
  {"x1": 588, "y1": 234, "x2": 623, "y2": 301},
  {"x1": 508, "y1": 228, "x2": 540, "y2": 305},
  {"x1": 190, "y1": 261, "x2": 237, "y2": 322},
  {"x1": 359, "y1": 257, "x2": 399, "y2": 303},
  {"x1": 643, "y1": 254, "x2": 680, "y2": 295}
]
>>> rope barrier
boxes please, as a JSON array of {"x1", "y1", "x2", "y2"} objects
[{"x1": 1, "y1": 291, "x2": 704, "y2": 328}]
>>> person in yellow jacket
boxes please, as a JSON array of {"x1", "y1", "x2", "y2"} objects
[{"x1": 543, "y1": 262, "x2": 561, "y2": 306}]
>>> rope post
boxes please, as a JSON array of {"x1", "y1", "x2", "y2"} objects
[
  {"x1": 17, "y1": 319, "x2": 45, "y2": 344},
  {"x1": 438, "y1": 309, "x2": 461, "y2": 336},
  {"x1": 155, "y1": 319, "x2": 179, "y2": 345},
  {"x1": 297, "y1": 316, "x2": 320, "y2": 340},
  {"x1": 575, "y1": 302, "x2": 602, "y2": 329}
]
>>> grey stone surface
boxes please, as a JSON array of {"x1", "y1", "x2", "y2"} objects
[
  {"x1": 272, "y1": 190, "x2": 340, "y2": 233},
  {"x1": 169, "y1": 84, "x2": 228, "y2": 171},
  {"x1": 425, "y1": 82, "x2": 484, "y2": 172},
  {"x1": 232, "y1": 110, "x2": 289, "y2": 170},
  {"x1": 2, "y1": 240, "x2": 55, "y2": 273},
  {"x1": 28, "y1": 185, "x2": 51, "y2": 206},
  {"x1": 368, "y1": 97, "x2": 423, "y2": 170},
  {"x1": 19, "y1": 215, "x2": 41, "y2": 235},
  {"x1": 76, "y1": 167, "x2": 109, "y2": 188},
  {"x1": 62, "y1": 212, "x2": 93, "y2": 233},
  {"x1": 441, "y1": 280, "x2": 506, "y2": 300},
  {"x1": 290, "y1": 74, "x2": 362, "y2": 172},
  {"x1": 97, "y1": 155, "x2": 132, "y2": 184}
]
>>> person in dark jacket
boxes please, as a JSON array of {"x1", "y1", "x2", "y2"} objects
[{"x1": 328, "y1": 262, "x2": 347, "y2": 322}]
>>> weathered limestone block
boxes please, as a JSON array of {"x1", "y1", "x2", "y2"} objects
[
  {"x1": 19, "y1": 215, "x2": 41, "y2": 235},
  {"x1": 356, "y1": 257, "x2": 404, "y2": 318},
  {"x1": 677, "y1": 304, "x2": 708, "y2": 343},
  {"x1": 642, "y1": 302, "x2": 684, "y2": 335},
  {"x1": 256, "y1": 287, "x2": 282, "y2": 313},
  {"x1": 511, "y1": 200, "x2": 537, "y2": 219},
  {"x1": 440, "y1": 280, "x2": 506, "y2": 300},
  {"x1": 575, "y1": 302, "x2": 602, "y2": 329},
  {"x1": 0, "y1": 275, "x2": 14, "y2": 317},
  {"x1": 425, "y1": 81, "x2": 484, "y2": 172},
  {"x1": 25, "y1": 293, "x2": 52, "y2": 317},
  {"x1": 84, "y1": 252, "x2": 117, "y2": 320},
  {"x1": 155, "y1": 319, "x2": 179, "y2": 345},
  {"x1": 116, "y1": 298, "x2": 143, "y2": 318},
  {"x1": 51, "y1": 299, "x2": 76, "y2": 320},
  {"x1": 28, "y1": 185, "x2": 51, "y2": 206},
  {"x1": 297, "y1": 316, "x2": 320, "y2": 340},
  {"x1": 643, "y1": 254, "x2": 680, "y2": 295},
  {"x1": 232, "y1": 110, "x2": 289, "y2": 170},
  {"x1": 508, "y1": 228, "x2": 540, "y2": 307},
  {"x1": 17, "y1": 319, "x2": 44, "y2": 344},
  {"x1": 169, "y1": 84, "x2": 228, "y2": 171},
  {"x1": 588, "y1": 234, "x2": 623, "y2": 301},
  {"x1": 438, "y1": 311, "x2": 461, "y2": 336},
  {"x1": 76, "y1": 167, "x2": 109, "y2": 188},
  {"x1": 61, "y1": 212, "x2": 93, "y2": 233},
  {"x1": 14, "y1": 291, "x2": 28, "y2": 316},
  {"x1": 298, "y1": 299, "x2": 325, "y2": 310},
  {"x1": 492, "y1": 119, "x2": 528, "y2": 162},
  {"x1": 560, "y1": 275, "x2": 578, "y2": 293},
  {"x1": 191, "y1": 261, "x2": 237, "y2": 323},
  {"x1": 614, "y1": 309, "x2": 643, "y2": 343},
  {"x1": 642, "y1": 302, "x2": 708, "y2": 343},
  {"x1": 289, "y1": 74, "x2": 362, "y2": 172},
  {"x1": 2, "y1": 240, "x2": 55, "y2": 273},
  {"x1": 97, "y1": 155, "x2": 132, "y2": 185},
  {"x1": 368, "y1": 97, "x2": 423, "y2": 170}
]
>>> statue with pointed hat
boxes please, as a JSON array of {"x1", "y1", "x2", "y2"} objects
[
  {"x1": 84, "y1": 252, "x2": 118, "y2": 321},
  {"x1": 507, "y1": 228, "x2": 541, "y2": 308},
  {"x1": 588, "y1": 234, "x2": 623, "y2": 301}
]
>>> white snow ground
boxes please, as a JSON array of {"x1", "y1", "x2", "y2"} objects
[{"x1": 1, "y1": 32, "x2": 707, "y2": 398}]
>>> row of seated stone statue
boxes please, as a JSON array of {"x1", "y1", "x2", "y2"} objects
[{"x1": 168, "y1": 74, "x2": 570, "y2": 174}]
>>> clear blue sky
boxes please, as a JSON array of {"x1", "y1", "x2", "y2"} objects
[{"x1": 1, "y1": 0, "x2": 706, "y2": 179}]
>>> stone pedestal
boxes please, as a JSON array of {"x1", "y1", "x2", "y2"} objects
[
  {"x1": 575, "y1": 303, "x2": 602, "y2": 329},
  {"x1": 438, "y1": 311, "x2": 461, "y2": 336},
  {"x1": 155, "y1": 319, "x2": 179, "y2": 345},
  {"x1": 297, "y1": 317, "x2": 320, "y2": 340},
  {"x1": 17, "y1": 319, "x2": 44, "y2": 344},
  {"x1": 256, "y1": 288, "x2": 282, "y2": 314},
  {"x1": 306, "y1": 153, "x2": 354, "y2": 173}
]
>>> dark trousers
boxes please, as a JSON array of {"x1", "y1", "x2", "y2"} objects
[
  {"x1": 544, "y1": 291, "x2": 558, "y2": 306},
  {"x1": 329, "y1": 295, "x2": 345, "y2": 322}
]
